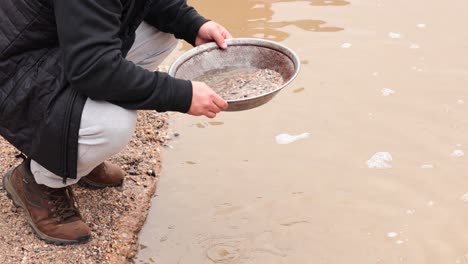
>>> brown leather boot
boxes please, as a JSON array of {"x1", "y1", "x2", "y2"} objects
[
  {"x1": 79, "y1": 161, "x2": 125, "y2": 188},
  {"x1": 2, "y1": 159, "x2": 91, "y2": 245}
]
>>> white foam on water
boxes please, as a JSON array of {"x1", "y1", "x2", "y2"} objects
[
  {"x1": 387, "y1": 232, "x2": 398, "y2": 238},
  {"x1": 275, "y1": 133, "x2": 310, "y2": 145},
  {"x1": 395, "y1": 240, "x2": 405, "y2": 244},
  {"x1": 457, "y1": 99, "x2": 465, "y2": 104},
  {"x1": 388, "y1": 32, "x2": 402, "y2": 39},
  {"x1": 341, "y1": 42, "x2": 352, "y2": 48},
  {"x1": 461, "y1": 193, "x2": 468, "y2": 202},
  {"x1": 367, "y1": 152, "x2": 393, "y2": 169},
  {"x1": 416, "y1": 23, "x2": 426, "y2": 28},
  {"x1": 406, "y1": 209, "x2": 415, "y2": 215},
  {"x1": 451, "y1": 149, "x2": 465, "y2": 157},
  {"x1": 410, "y1": 43, "x2": 420, "y2": 49},
  {"x1": 381, "y1": 88, "x2": 395, "y2": 96},
  {"x1": 427, "y1": 201, "x2": 435, "y2": 207}
]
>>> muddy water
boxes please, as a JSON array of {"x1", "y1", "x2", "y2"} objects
[{"x1": 137, "y1": 0, "x2": 468, "y2": 263}]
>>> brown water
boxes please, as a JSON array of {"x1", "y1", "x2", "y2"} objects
[
  {"x1": 137, "y1": 0, "x2": 468, "y2": 263},
  {"x1": 194, "y1": 67, "x2": 284, "y2": 100}
]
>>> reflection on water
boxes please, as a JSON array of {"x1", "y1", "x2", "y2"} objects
[
  {"x1": 188, "y1": 0, "x2": 345, "y2": 42},
  {"x1": 267, "y1": 0, "x2": 350, "y2": 6}
]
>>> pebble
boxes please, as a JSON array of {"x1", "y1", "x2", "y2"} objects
[{"x1": 128, "y1": 168, "x2": 138, "y2": 175}]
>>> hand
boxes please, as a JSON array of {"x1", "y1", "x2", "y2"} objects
[
  {"x1": 195, "y1": 21, "x2": 233, "y2": 49},
  {"x1": 188, "y1": 81, "x2": 228, "y2": 118}
]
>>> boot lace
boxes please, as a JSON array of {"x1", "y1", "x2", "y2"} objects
[{"x1": 46, "y1": 187, "x2": 80, "y2": 221}]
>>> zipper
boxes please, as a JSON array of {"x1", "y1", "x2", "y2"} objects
[{"x1": 60, "y1": 88, "x2": 78, "y2": 184}]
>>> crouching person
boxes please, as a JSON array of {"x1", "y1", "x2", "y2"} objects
[{"x1": 0, "y1": 0, "x2": 230, "y2": 245}]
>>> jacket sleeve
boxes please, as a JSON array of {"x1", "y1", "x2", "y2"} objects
[
  {"x1": 144, "y1": 0, "x2": 208, "y2": 46},
  {"x1": 53, "y1": 0, "x2": 193, "y2": 113}
]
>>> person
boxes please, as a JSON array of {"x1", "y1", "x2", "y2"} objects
[{"x1": 0, "y1": 0, "x2": 231, "y2": 245}]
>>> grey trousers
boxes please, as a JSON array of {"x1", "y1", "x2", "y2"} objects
[{"x1": 31, "y1": 22, "x2": 179, "y2": 188}]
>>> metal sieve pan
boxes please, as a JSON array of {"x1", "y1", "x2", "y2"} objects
[{"x1": 168, "y1": 38, "x2": 301, "y2": 111}]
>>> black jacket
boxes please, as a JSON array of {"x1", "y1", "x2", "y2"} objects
[{"x1": 0, "y1": 0, "x2": 207, "y2": 181}]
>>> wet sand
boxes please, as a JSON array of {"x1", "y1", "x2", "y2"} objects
[
  {"x1": 194, "y1": 67, "x2": 284, "y2": 100},
  {"x1": 137, "y1": 0, "x2": 468, "y2": 263}
]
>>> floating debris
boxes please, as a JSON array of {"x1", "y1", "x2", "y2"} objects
[
  {"x1": 208, "y1": 121, "x2": 224, "y2": 126},
  {"x1": 420, "y1": 164, "x2": 434, "y2": 169},
  {"x1": 367, "y1": 152, "x2": 393, "y2": 169},
  {"x1": 293, "y1": 87, "x2": 305, "y2": 93},
  {"x1": 275, "y1": 133, "x2": 310, "y2": 145}
]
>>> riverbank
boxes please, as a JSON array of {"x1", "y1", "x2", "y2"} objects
[{"x1": 0, "y1": 110, "x2": 172, "y2": 263}]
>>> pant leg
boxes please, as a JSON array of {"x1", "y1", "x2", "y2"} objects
[
  {"x1": 31, "y1": 23, "x2": 179, "y2": 188},
  {"x1": 126, "y1": 22, "x2": 179, "y2": 70},
  {"x1": 31, "y1": 99, "x2": 137, "y2": 188}
]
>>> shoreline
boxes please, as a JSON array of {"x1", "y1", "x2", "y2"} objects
[{"x1": 0, "y1": 110, "x2": 170, "y2": 263}]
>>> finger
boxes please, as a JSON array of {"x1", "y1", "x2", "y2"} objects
[
  {"x1": 205, "y1": 111, "x2": 216, "y2": 119},
  {"x1": 211, "y1": 93, "x2": 228, "y2": 110},
  {"x1": 212, "y1": 30, "x2": 228, "y2": 49},
  {"x1": 222, "y1": 29, "x2": 233, "y2": 39},
  {"x1": 209, "y1": 103, "x2": 221, "y2": 113}
]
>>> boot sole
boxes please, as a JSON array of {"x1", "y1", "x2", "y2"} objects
[
  {"x1": 2, "y1": 169, "x2": 91, "y2": 245},
  {"x1": 79, "y1": 177, "x2": 124, "y2": 189}
]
